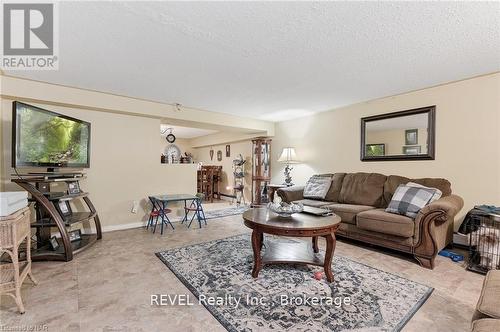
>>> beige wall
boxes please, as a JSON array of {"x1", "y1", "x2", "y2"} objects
[
  {"x1": 366, "y1": 127, "x2": 428, "y2": 155},
  {"x1": 0, "y1": 74, "x2": 275, "y2": 230},
  {"x1": 0, "y1": 75, "x2": 274, "y2": 136},
  {"x1": 1, "y1": 99, "x2": 198, "y2": 230},
  {"x1": 272, "y1": 73, "x2": 500, "y2": 230},
  {"x1": 193, "y1": 140, "x2": 253, "y2": 202}
]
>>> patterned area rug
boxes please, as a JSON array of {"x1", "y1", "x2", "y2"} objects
[
  {"x1": 203, "y1": 206, "x2": 249, "y2": 220},
  {"x1": 156, "y1": 234, "x2": 433, "y2": 332}
]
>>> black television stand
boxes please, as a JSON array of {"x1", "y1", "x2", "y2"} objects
[
  {"x1": 27, "y1": 172, "x2": 83, "y2": 177},
  {"x1": 11, "y1": 173, "x2": 102, "y2": 261},
  {"x1": 27, "y1": 167, "x2": 70, "y2": 174}
]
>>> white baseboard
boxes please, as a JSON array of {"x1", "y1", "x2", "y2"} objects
[
  {"x1": 100, "y1": 217, "x2": 185, "y2": 233},
  {"x1": 51, "y1": 219, "x2": 187, "y2": 237},
  {"x1": 101, "y1": 222, "x2": 146, "y2": 233}
]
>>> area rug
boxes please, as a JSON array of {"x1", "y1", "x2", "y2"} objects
[
  {"x1": 202, "y1": 206, "x2": 249, "y2": 220},
  {"x1": 156, "y1": 234, "x2": 433, "y2": 332}
]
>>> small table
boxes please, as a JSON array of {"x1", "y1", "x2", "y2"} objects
[
  {"x1": 151, "y1": 194, "x2": 202, "y2": 230},
  {"x1": 242, "y1": 208, "x2": 341, "y2": 282}
]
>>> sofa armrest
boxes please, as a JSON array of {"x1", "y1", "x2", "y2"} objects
[
  {"x1": 419, "y1": 194, "x2": 464, "y2": 219},
  {"x1": 414, "y1": 194, "x2": 464, "y2": 268},
  {"x1": 277, "y1": 186, "x2": 305, "y2": 203}
]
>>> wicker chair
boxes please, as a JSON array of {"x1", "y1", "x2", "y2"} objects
[{"x1": 0, "y1": 207, "x2": 37, "y2": 313}]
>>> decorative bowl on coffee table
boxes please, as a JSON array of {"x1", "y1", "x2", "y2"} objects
[{"x1": 267, "y1": 202, "x2": 303, "y2": 218}]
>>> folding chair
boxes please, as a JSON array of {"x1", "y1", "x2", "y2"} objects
[
  {"x1": 147, "y1": 196, "x2": 173, "y2": 234},
  {"x1": 183, "y1": 196, "x2": 207, "y2": 228}
]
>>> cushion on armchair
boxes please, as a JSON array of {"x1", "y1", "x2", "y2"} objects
[
  {"x1": 474, "y1": 270, "x2": 500, "y2": 320},
  {"x1": 471, "y1": 319, "x2": 500, "y2": 332},
  {"x1": 303, "y1": 175, "x2": 332, "y2": 200},
  {"x1": 385, "y1": 184, "x2": 438, "y2": 219}
]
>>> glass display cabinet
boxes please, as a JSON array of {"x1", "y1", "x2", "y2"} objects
[{"x1": 251, "y1": 137, "x2": 272, "y2": 207}]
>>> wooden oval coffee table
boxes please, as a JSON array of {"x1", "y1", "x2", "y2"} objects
[{"x1": 243, "y1": 208, "x2": 341, "y2": 282}]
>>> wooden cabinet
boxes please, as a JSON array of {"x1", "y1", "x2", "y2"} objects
[
  {"x1": 197, "y1": 166, "x2": 222, "y2": 203},
  {"x1": 251, "y1": 138, "x2": 272, "y2": 207}
]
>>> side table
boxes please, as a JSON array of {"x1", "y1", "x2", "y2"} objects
[
  {"x1": 0, "y1": 207, "x2": 37, "y2": 313},
  {"x1": 267, "y1": 184, "x2": 288, "y2": 202}
]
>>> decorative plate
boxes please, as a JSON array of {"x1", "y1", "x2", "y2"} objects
[{"x1": 165, "y1": 144, "x2": 181, "y2": 162}]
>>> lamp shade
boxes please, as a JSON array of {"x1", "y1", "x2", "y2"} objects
[{"x1": 277, "y1": 147, "x2": 299, "y2": 163}]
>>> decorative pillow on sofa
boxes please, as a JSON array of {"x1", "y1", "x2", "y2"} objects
[
  {"x1": 385, "y1": 184, "x2": 438, "y2": 219},
  {"x1": 406, "y1": 182, "x2": 442, "y2": 203},
  {"x1": 303, "y1": 175, "x2": 332, "y2": 200}
]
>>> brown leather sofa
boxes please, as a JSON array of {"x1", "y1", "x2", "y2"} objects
[{"x1": 277, "y1": 172, "x2": 464, "y2": 269}]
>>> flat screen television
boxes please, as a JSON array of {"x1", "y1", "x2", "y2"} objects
[{"x1": 12, "y1": 101, "x2": 91, "y2": 169}]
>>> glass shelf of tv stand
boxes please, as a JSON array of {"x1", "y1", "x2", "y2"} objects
[
  {"x1": 30, "y1": 211, "x2": 97, "y2": 228},
  {"x1": 26, "y1": 234, "x2": 98, "y2": 261},
  {"x1": 37, "y1": 191, "x2": 89, "y2": 201},
  {"x1": 12, "y1": 174, "x2": 86, "y2": 182}
]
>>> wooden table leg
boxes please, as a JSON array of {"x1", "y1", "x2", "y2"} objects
[
  {"x1": 251, "y1": 230, "x2": 262, "y2": 278},
  {"x1": 312, "y1": 236, "x2": 319, "y2": 253},
  {"x1": 323, "y1": 233, "x2": 336, "y2": 282}
]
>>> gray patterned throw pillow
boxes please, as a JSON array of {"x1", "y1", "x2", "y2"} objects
[
  {"x1": 303, "y1": 175, "x2": 332, "y2": 200},
  {"x1": 385, "y1": 184, "x2": 437, "y2": 219}
]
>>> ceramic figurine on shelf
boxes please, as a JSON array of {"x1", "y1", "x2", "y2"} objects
[
  {"x1": 232, "y1": 153, "x2": 247, "y2": 206},
  {"x1": 283, "y1": 164, "x2": 294, "y2": 186},
  {"x1": 233, "y1": 154, "x2": 246, "y2": 166},
  {"x1": 260, "y1": 183, "x2": 269, "y2": 204}
]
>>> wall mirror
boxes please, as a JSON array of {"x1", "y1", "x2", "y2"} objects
[{"x1": 361, "y1": 106, "x2": 435, "y2": 161}]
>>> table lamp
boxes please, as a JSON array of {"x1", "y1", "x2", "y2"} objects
[{"x1": 277, "y1": 147, "x2": 299, "y2": 186}]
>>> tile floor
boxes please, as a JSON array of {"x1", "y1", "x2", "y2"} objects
[{"x1": 0, "y1": 203, "x2": 484, "y2": 332}]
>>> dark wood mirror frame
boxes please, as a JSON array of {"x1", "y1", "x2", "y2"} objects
[{"x1": 361, "y1": 106, "x2": 436, "y2": 161}]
